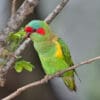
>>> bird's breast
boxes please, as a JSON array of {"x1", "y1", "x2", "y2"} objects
[{"x1": 34, "y1": 40, "x2": 63, "y2": 59}]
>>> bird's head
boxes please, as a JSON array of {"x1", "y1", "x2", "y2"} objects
[{"x1": 24, "y1": 20, "x2": 51, "y2": 42}]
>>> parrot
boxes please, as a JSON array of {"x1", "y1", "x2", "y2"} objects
[{"x1": 24, "y1": 20, "x2": 76, "y2": 91}]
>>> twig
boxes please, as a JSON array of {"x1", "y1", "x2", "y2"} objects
[
  {"x1": 0, "y1": 0, "x2": 69, "y2": 86},
  {"x1": 0, "y1": 0, "x2": 39, "y2": 42},
  {"x1": 45, "y1": 0, "x2": 69, "y2": 24},
  {"x1": 0, "y1": 0, "x2": 39, "y2": 86},
  {"x1": 11, "y1": 0, "x2": 17, "y2": 16},
  {"x1": 2, "y1": 56, "x2": 100, "y2": 100},
  {"x1": 0, "y1": 38, "x2": 31, "y2": 73}
]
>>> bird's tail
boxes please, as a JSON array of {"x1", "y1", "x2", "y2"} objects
[{"x1": 62, "y1": 76, "x2": 76, "y2": 91}]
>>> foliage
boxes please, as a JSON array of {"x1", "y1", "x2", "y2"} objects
[
  {"x1": 5, "y1": 28, "x2": 35, "y2": 72},
  {"x1": 7, "y1": 28, "x2": 26, "y2": 51},
  {"x1": 14, "y1": 60, "x2": 35, "y2": 73}
]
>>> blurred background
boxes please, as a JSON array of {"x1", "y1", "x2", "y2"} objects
[{"x1": 0, "y1": 0, "x2": 100, "y2": 100}]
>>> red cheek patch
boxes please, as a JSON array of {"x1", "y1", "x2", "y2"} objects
[
  {"x1": 24, "y1": 26, "x2": 33, "y2": 33},
  {"x1": 36, "y1": 28, "x2": 45, "y2": 35}
]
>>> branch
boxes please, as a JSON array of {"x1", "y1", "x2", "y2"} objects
[
  {"x1": 45, "y1": 0, "x2": 69, "y2": 24},
  {"x1": 0, "y1": 0, "x2": 39, "y2": 42},
  {"x1": 0, "y1": 0, "x2": 39, "y2": 86},
  {"x1": 0, "y1": 0, "x2": 69, "y2": 86},
  {"x1": 2, "y1": 56, "x2": 100, "y2": 100},
  {"x1": 11, "y1": 0, "x2": 17, "y2": 16}
]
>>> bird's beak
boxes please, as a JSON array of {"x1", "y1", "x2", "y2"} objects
[{"x1": 25, "y1": 32, "x2": 31, "y2": 38}]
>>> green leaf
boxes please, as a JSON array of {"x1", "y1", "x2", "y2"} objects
[
  {"x1": 14, "y1": 60, "x2": 35, "y2": 73},
  {"x1": 6, "y1": 28, "x2": 26, "y2": 51},
  {"x1": 15, "y1": 62, "x2": 23, "y2": 73},
  {"x1": 8, "y1": 28, "x2": 26, "y2": 40},
  {"x1": 23, "y1": 61, "x2": 34, "y2": 72}
]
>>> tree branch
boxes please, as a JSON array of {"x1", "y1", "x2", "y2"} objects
[
  {"x1": 2, "y1": 56, "x2": 100, "y2": 100},
  {"x1": 11, "y1": 0, "x2": 17, "y2": 16},
  {"x1": 0, "y1": 0, "x2": 39, "y2": 42},
  {"x1": 0, "y1": 0, "x2": 39, "y2": 86},
  {"x1": 0, "y1": 0, "x2": 69, "y2": 86},
  {"x1": 45, "y1": 0, "x2": 69, "y2": 24}
]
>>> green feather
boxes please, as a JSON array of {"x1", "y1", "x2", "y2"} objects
[
  {"x1": 57, "y1": 38, "x2": 76, "y2": 91},
  {"x1": 58, "y1": 38, "x2": 74, "y2": 66}
]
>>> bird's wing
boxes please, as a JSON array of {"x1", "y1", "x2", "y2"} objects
[
  {"x1": 58, "y1": 38, "x2": 80, "y2": 81},
  {"x1": 57, "y1": 38, "x2": 74, "y2": 66}
]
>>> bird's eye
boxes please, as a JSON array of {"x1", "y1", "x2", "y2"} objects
[
  {"x1": 24, "y1": 26, "x2": 34, "y2": 33},
  {"x1": 36, "y1": 28, "x2": 45, "y2": 35}
]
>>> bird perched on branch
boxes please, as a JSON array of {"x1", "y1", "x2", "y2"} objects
[{"x1": 24, "y1": 20, "x2": 76, "y2": 91}]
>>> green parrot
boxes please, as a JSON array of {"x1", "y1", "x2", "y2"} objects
[{"x1": 24, "y1": 20, "x2": 76, "y2": 91}]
